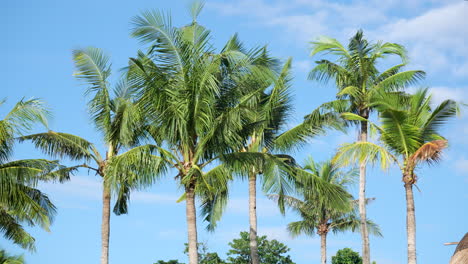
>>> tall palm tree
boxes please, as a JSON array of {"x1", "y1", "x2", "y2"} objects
[
  {"x1": 335, "y1": 88, "x2": 459, "y2": 264},
  {"x1": 272, "y1": 158, "x2": 381, "y2": 264},
  {"x1": 308, "y1": 30, "x2": 425, "y2": 264},
  {"x1": 227, "y1": 56, "x2": 348, "y2": 264},
  {"x1": 0, "y1": 99, "x2": 71, "y2": 250},
  {"x1": 19, "y1": 48, "x2": 163, "y2": 264},
  {"x1": 127, "y1": 4, "x2": 282, "y2": 264}
]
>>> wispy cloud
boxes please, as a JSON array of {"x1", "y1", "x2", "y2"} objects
[
  {"x1": 429, "y1": 86, "x2": 468, "y2": 105},
  {"x1": 375, "y1": 2, "x2": 468, "y2": 78},
  {"x1": 209, "y1": 0, "x2": 467, "y2": 81},
  {"x1": 455, "y1": 157, "x2": 468, "y2": 175}
]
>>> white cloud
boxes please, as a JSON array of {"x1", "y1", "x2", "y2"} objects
[
  {"x1": 376, "y1": 2, "x2": 468, "y2": 78},
  {"x1": 210, "y1": 0, "x2": 468, "y2": 80},
  {"x1": 454, "y1": 157, "x2": 468, "y2": 174},
  {"x1": 293, "y1": 60, "x2": 312, "y2": 73},
  {"x1": 429, "y1": 86, "x2": 468, "y2": 105}
]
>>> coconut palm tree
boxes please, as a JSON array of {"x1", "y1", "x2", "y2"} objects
[
  {"x1": 308, "y1": 30, "x2": 425, "y2": 264},
  {"x1": 335, "y1": 88, "x2": 459, "y2": 264},
  {"x1": 19, "y1": 48, "x2": 165, "y2": 264},
  {"x1": 272, "y1": 158, "x2": 381, "y2": 264},
  {"x1": 224, "y1": 56, "x2": 348, "y2": 264},
  {"x1": 0, "y1": 99, "x2": 71, "y2": 250},
  {"x1": 127, "y1": 4, "x2": 286, "y2": 263}
]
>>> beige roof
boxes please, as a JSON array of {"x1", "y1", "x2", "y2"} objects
[{"x1": 450, "y1": 233, "x2": 468, "y2": 264}]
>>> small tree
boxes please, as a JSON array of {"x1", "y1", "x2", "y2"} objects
[
  {"x1": 227, "y1": 232, "x2": 295, "y2": 264},
  {"x1": 154, "y1": 261, "x2": 184, "y2": 264},
  {"x1": 184, "y1": 242, "x2": 227, "y2": 264},
  {"x1": 332, "y1": 248, "x2": 362, "y2": 264}
]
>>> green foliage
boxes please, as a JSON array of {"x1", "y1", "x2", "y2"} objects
[
  {"x1": 275, "y1": 157, "x2": 381, "y2": 239},
  {"x1": 183, "y1": 242, "x2": 227, "y2": 264},
  {"x1": 331, "y1": 248, "x2": 362, "y2": 264},
  {"x1": 335, "y1": 88, "x2": 460, "y2": 182},
  {"x1": 226, "y1": 232, "x2": 295, "y2": 264},
  {"x1": 154, "y1": 260, "x2": 184, "y2": 264},
  {"x1": 0, "y1": 249, "x2": 24, "y2": 264},
  {"x1": 0, "y1": 99, "x2": 73, "y2": 250}
]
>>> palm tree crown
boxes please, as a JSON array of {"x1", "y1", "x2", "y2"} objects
[
  {"x1": 0, "y1": 99, "x2": 71, "y2": 250},
  {"x1": 308, "y1": 30, "x2": 424, "y2": 264}
]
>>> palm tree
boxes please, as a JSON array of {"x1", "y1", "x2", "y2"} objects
[
  {"x1": 335, "y1": 88, "x2": 459, "y2": 264},
  {"x1": 0, "y1": 249, "x2": 24, "y2": 264},
  {"x1": 19, "y1": 48, "x2": 163, "y2": 264},
  {"x1": 272, "y1": 158, "x2": 381, "y2": 264},
  {"x1": 308, "y1": 30, "x2": 425, "y2": 264},
  {"x1": 227, "y1": 56, "x2": 348, "y2": 264},
  {"x1": 127, "y1": 4, "x2": 282, "y2": 264},
  {"x1": 0, "y1": 99, "x2": 71, "y2": 250}
]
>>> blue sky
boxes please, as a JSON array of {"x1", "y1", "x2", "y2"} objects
[{"x1": 2, "y1": 0, "x2": 467, "y2": 263}]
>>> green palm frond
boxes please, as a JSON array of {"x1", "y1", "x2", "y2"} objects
[
  {"x1": 18, "y1": 131, "x2": 98, "y2": 163},
  {"x1": 0, "y1": 210, "x2": 35, "y2": 251},
  {"x1": 131, "y1": 9, "x2": 184, "y2": 71},
  {"x1": 421, "y1": 99, "x2": 458, "y2": 141},
  {"x1": 73, "y1": 48, "x2": 112, "y2": 134},
  {"x1": 333, "y1": 141, "x2": 398, "y2": 169},
  {"x1": 198, "y1": 165, "x2": 232, "y2": 231},
  {"x1": 3, "y1": 98, "x2": 50, "y2": 134},
  {"x1": 288, "y1": 220, "x2": 315, "y2": 238},
  {"x1": 331, "y1": 215, "x2": 382, "y2": 237},
  {"x1": 310, "y1": 36, "x2": 351, "y2": 58},
  {"x1": 375, "y1": 70, "x2": 426, "y2": 91}
]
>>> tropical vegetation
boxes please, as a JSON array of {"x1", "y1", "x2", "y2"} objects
[
  {"x1": 0, "y1": 99, "x2": 72, "y2": 251},
  {"x1": 308, "y1": 29, "x2": 425, "y2": 264},
  {"x1": 334, "y1": 88, "x2": 459, "y2": 264},
  {"x1": 272, "y1": 158, "x2": 381, "y2": 264},
  {"x1": 1, "y1": 1, "x2": 464, "y2": 264},
  {"x1": 331, "y1": 248, "x2": 362, "y2": 264}
]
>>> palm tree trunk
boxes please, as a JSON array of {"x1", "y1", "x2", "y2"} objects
[
  {"x1": 100, "y1": 180, "x2": 111, "y2": 264},
  {"x1": 186, "y1": 184, "x2": 199, "y2": 264},
  {"x1": 405, "y1": 183, "x2": 417, "y2": 264},
  {"x1": 101, "y1": 145, "x2": 114, "y2": 264},
  {"x1": 249, "y1": 172, "x2": 260, "y2": 264},
  {"x1": 320, "y1": 233, "x2": 327, "y2": 264},
  {"x1": 359, "y1": 120, "x2": 370, "y2": 264}
]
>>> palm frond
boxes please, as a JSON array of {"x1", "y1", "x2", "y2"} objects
[
  {"x1": 73, "y1": 48, "x2": 112, "y2": 133},
  {"x1": 18, "y1": 131, "x2": 97, "y2": 163},
  {"x1": 410, "y1": 140, "x2": 447, "y2": 165},
  {"x1": 333, "y1": 141, "x2": 398, "y2": 169}
]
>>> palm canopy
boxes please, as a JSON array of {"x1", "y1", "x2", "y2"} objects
[
  {"x1": 334, "y1": 88, "x2": 460, "y2": 183},
  {"x1": 122, "y1": 6, "x2": 298, "y2": 263},
  {"x1": 20, "y1": 47, "x2": 166, "y2": 215},
  {"x1": 115, "y1": 6, "x2": 295, "y2": 224},
  {"x1": 0, "y1": 99, "x2": 72, "y2": 250},
  {"x1": 272, "y1": 157, "x2": 381, "y2": 237},
  {"x1": 308, "y1": 30, "x2": 425, "y2": 120}
]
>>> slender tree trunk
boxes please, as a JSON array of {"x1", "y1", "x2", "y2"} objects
[
  {"x1": 249, "y1": 172, "x2": 260, "y2": 264},
  {"x1": 359, "y1": 119, "x2": 371, "y2": 264},
  {"x1": 186, "y1": 185, "x2": 199, "y2": 264},
  {"x1": 405, "y1": 183, "x2": 417, "y2": 264},
  {"x1": 320, "y1": 233, "x2": 327, "y2": 264},
  {"x1": 100, "y1": 180, "x2": 111, "y2": 264},
  {"x1": 101, "y1": 145, "x2": 114, "y2": 264}
]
